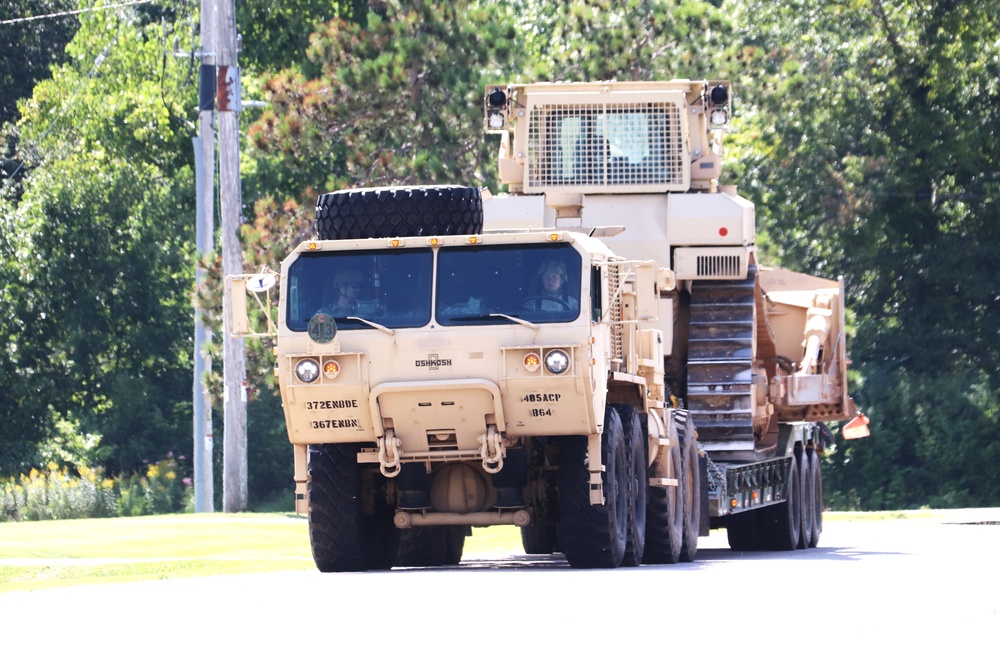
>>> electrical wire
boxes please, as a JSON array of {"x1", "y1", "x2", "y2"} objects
[
  {"x1": 1, "y1": 9, "x2": 128, "y2": 193},
  {"x1": 0, "y1": 0, "x2": 153, "y2": 26}
]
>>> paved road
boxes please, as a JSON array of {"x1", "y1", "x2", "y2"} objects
[{"x1": 3, "y1": 511, "x2": 997, "y2": 665}]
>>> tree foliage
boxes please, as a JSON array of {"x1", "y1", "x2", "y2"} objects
[
  {"x1": 0, "y1": 0, "x2": 78, "y2": 127},
  {"x1": 727, "y1": 0, "x2": 1000, "y2": 507},
  {"x1": 2, "y1": 0, "x2": 998, "y2": 509},
  {"x1": 1, "y1": 5, "x2": 198, "y2": 475},
  {"x1": 514, "y1": 0, "x2": 731, "y2": 81}
]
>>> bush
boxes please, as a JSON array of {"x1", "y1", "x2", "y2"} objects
[{"x1": 0, "y1": 455, "x2": 192, "y2": 522}]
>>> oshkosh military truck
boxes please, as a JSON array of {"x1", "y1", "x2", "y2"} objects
[{"x1": 227, "y1": 79, "x2": 867, "y2": 571}]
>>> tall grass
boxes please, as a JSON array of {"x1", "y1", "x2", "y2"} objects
[{"x1": 1, "y1": 455, "x2": 192, "y2": 522}]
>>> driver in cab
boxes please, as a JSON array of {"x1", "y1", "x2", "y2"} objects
[
  {"x1": 527, "y1": 260, "x2": 579, "y2": 312},
  {"x1": 329, "y1": 269, "x2": 363, "y2": 315}
]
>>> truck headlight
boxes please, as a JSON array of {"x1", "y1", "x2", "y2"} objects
[
  {"x1": 544, "y1": 349, "x2": 570, "y2": 375},
  {"x1": 295, "y1": 359, "x2": 320, "y2": 383}
]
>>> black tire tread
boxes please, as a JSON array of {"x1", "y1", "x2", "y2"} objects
[
  {"x1": 616, "y1": 404, "x2": 647, "y2": 567},
  {"x1": 761, "y1": 455, "x2": 801, "y2": 551},
  {"x1": 798, "y1": 450, "x2": 815, "y2": 549},
  {"x1": 680, "y1": 411, "x2": 701, "y2": 562},
  {"x1": 559, "y1": 408, "x2": 629, "y2": 569},
  {"x1": 809, "y1": 450, "x2": 823, "y2": 548},
  {"x1": 520, "y1": 525, "x2": 558, "y2": 555},
  {"x1": 308, "y1": 445, "x2": 397, "y2": 572},
  {"x1": 316, "y1": 185, "x2": 483, "y2": 240},
  {"x1": 642, "y1": 444, "x2": 684, "y2": 565}
]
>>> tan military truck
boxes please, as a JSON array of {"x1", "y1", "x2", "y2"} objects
[{"x1": 227, "y1": 79, "x2": 866, "y2": 571}]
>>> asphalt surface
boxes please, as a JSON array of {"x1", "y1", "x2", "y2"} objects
[{"x1": 3, "y1": 509, "x2": 997, "y2": 665}]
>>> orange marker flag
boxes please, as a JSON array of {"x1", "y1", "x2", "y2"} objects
[{"x1": 842, "y1": 413, "x2": 870, "y2": 440}]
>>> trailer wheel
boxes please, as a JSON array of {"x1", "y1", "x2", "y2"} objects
[
  {"x1": 616, "y1": 405, "x2": 647, "y2": 567},
  {"x1": 315, "y1": 185, "x2": 483, "y2": 240},
  {"x1": 559, "y1": 408, "x2": 629, "y2": 569},
  {"x1": 809, "y1": 451, "x2": 823, "y2": 548},
  {"x1": 642, "y1": 445, "x2": 684, "y2": 564},
  {"x1": 798, "y1": 450, "x2": 815, "y2": 549},
  {"x1": 520, "y1": 524, "x2": 558, "y2": 555},
  {"x1": 679, "y1": 412, "x2": 701, "y2": 562},
  {"x1": 762, "y1": 455, "x2": 801, "y2": 550},
  {"x1": 308, "y1": 445, "x2": 399, "y2": 572},
  {"x1": 726, "y1": 510, "x2": 761, "y2": 551}
]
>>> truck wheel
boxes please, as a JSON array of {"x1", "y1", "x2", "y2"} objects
[
  {"x1": 558, "y1": 408, "x2": 629, "y2": 568},
  {"x1": 520, "y1": 524, "x2": 558, "y2": 555},
  {"x1": 308, "y1": 445, "x2": 398, "y2": 572},
  {"x1": 726, "y1": 510, "x2": 761, "y2": 551},
  {"x1": 761, "y1": 455, "x2": 801, "y2": 550},
  {"x1": 798, "y1": 450, "x2": 815, "y2": 549},
  {"x1": 642, "y1": 445, "x2": 684, "y2": 564},
  {"x1": 443, "y1": 527, "x2": 467, "y2": 566},
  {"x1": 679, "y1": 412, "x2": 701, "y2": 562},
  {"x1": 395, "y1": 526, "x2": 466, "y2": 567},
  {"x1": 315, "y1": 185, "x2": 483, "y2": 240},
  {"x1": 616, "y1": 405, "x2": 647, "y2": 567},
  {"x1": 395, "y1": 528, "x2": 445, "y2": 567},
  {"x1": 809, "y1": 451, "x2": 823, "y2": 548}
]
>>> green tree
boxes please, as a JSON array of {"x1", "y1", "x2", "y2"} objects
[
  {"x1": 242, "y1": 0, "x2": 519, "y2": 297},
  {"x1": 1, "y1": 4, "x2": 199, "y2": 475},
  {"x1": 0, "y1": 0, "x2": 78, "y2": 126},
  {"x1": 727, "y1": 0, "x2": 1000, "y2": 507},
  {"x1": 515, "y1": 0, "x2": 732, "y2": 81},
  {"x1": 236, "y1": 0, "x2": 367, "y2": 75},
  {"x1": 1, "y1": 0, "x2": 79, "y2": 200}
]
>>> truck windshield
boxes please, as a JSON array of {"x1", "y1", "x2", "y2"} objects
[
  {"x1": 436, "y1": 243, "x2": 582, "y2": 326},
  {"x1": 285, "y1": 249, "x2": 433, "y2": 331}
]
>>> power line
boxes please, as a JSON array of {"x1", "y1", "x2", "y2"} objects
[
  {"x1": 0, "y1": 0, "x2": 153, "y2": 26},
  {"x1": 0, "y1": 17, "x2": 126, "y2": 192}
]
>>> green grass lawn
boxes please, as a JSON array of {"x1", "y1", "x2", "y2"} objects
[{"x1": 0, "y1": 513, "x2": 523, "y2": 592}]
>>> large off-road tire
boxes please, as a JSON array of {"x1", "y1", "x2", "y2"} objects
[
  {"x1": 315, "y1": 185, "x2": 483, "y2": 240},
  {"x1": 442, "y1": 527, "x2": 467, "y2": 566},
  {"x1": 726, "y1": 510, "x2": 761, "y2": 551},
  {"x1": 798, "y1": 450, "x2": 815, "y2": 549},
  {"x1": 616, "y1": 405, "x2": 647, "y2": 567},
  {"x1": 761, "y1": 455, "x2": 801, "y2": 551},
  {"x1": 642, "y1": 445, "x2": 685, "y2": 565},
  {"x1": 308, "y1": 445, "x2": 398, "y2": 572},
  {"x1": 395, "y1": 526, "x2": 466, "y2": 567},
  {"x1": 520, "y1": 524, "x2": 559, "y2": 555},
  {"x1": 679, "y1": 412, "x2": 701, "y2": 563},
  {"x1": 559, "y1": 408, "x2": 629, "y2": 569},
  {"x1": 809, "y1": 450, "x2": 823, "y2": 548}
]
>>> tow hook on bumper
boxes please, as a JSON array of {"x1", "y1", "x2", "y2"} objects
[
  {"x1": 377, "y1": 429, "x2": 402, "y2": 477},
  {"x1": 478, "y1": 425, "x2": 506, "y2": 473}
]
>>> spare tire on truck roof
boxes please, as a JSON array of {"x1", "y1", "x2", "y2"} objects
[{"x1": 315, "y1": 185, "x2": 484, "y2": 240}]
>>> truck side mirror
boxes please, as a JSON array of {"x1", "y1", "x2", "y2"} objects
[
  {"x1": 225, "y1": 271, "x2": 279, "y2": 338},
  {"x1": 226, "y1": 277, "x2": 251, "y2": 336}
]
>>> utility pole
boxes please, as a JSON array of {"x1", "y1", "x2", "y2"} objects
[
  {"x1": 217, "y1": 0, "x2": 248, "y2": 511},
  {"x1": 192, "y1": 0, "x2": 217, "y2": 512}
]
